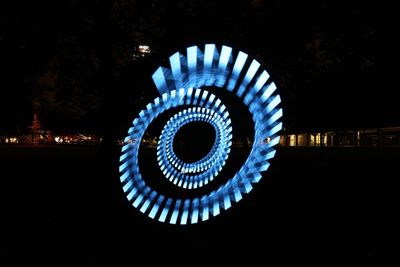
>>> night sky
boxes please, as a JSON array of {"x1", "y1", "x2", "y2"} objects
[{"x1": 1, "y1": 0, "x2": 398, "y2": 134}]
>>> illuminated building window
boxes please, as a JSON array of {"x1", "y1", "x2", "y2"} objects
[
  {"x1": 289, "y1": 135, "x2": 296, "y2": 146},
  {"x1": 323, "y1": 134, "x2": 327, "y2": 146},
  {"x1": 316, "y1": 133, "x2": 321, "y2": 145}
]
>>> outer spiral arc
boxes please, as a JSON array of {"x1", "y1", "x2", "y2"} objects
[{"x1": 120, "y1": 44, "x2": 283, "y2": 224}]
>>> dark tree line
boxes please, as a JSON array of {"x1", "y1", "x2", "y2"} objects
[{"x1": 1, "y1": 0, "x2": 395, "y2": 136}]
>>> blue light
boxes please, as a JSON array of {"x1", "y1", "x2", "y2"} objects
[
  {"x1": 236, "y1": 59, "x2": 260, "y2": 97},
  {"x1": 191, "y1": 198, "x2": 199, "y2": 224},
  {"x1": 169, "y1": 52, "x2": 186, "y2": 89},
  {"x1": 204, "y1": 44, "x2": 217, "y2": 86},
  {"x1": 151, "y1": 67, "x2": 168, "y2": 95},
  {"x1": 157, "y1": 105, "x2": 232, "y2": 189},
  {"x1": 149, "y1": 195, "x2": 164, "y2": 219},
  {"x1": 227, "y1": 51, "x2": 248, "y2": 91},
  {"x1": 120, "y1": 44, "x2": 283, "y2": 224},
  {"x1": 159, "y1": 198, "x2": 172, "y2": 223},
  {"x1": 187, "y1": 46, "x2": 198, "y2": 73},
  {"x1": 215, "y1": 45, "x2": 232, "y2": 87}
]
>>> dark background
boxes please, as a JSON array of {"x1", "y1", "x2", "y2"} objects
[
  {"x1": 2, "y1": 146, "x2": 399, "y2": 266},
  {"x1": 1, "y1": 1, "x2": 399, "y2": 266},
  {"x1": 1, "y1": 0, "x2": 399, "y2": 134}
]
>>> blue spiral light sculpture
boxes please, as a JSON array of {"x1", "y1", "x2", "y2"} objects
[{"x1": 120, "y1": 44, "x2": 283, "y2": 224}]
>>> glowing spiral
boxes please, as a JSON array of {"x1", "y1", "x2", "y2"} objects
[
  {"x1": 120, "y1": 44, "x2": 283, "y2": 224},
  {"x1": 157, "y1": 105, "x2": 232, "y2": 189}
]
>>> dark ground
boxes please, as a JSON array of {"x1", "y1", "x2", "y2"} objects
[{"x1": 1, "y1": 145, "x2": 399, "y2": 266}]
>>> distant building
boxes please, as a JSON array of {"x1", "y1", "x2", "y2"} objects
[
  {"x1": 279, "y1": 126, "x2": 400, "y2": 147},
  {"x1": 132, "y1": 45, "x2": 151, "y2": 60}
]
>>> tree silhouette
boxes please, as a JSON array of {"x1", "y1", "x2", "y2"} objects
[{"x1": 30, "y1": 113, "x2": 41, "y2": 143}]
